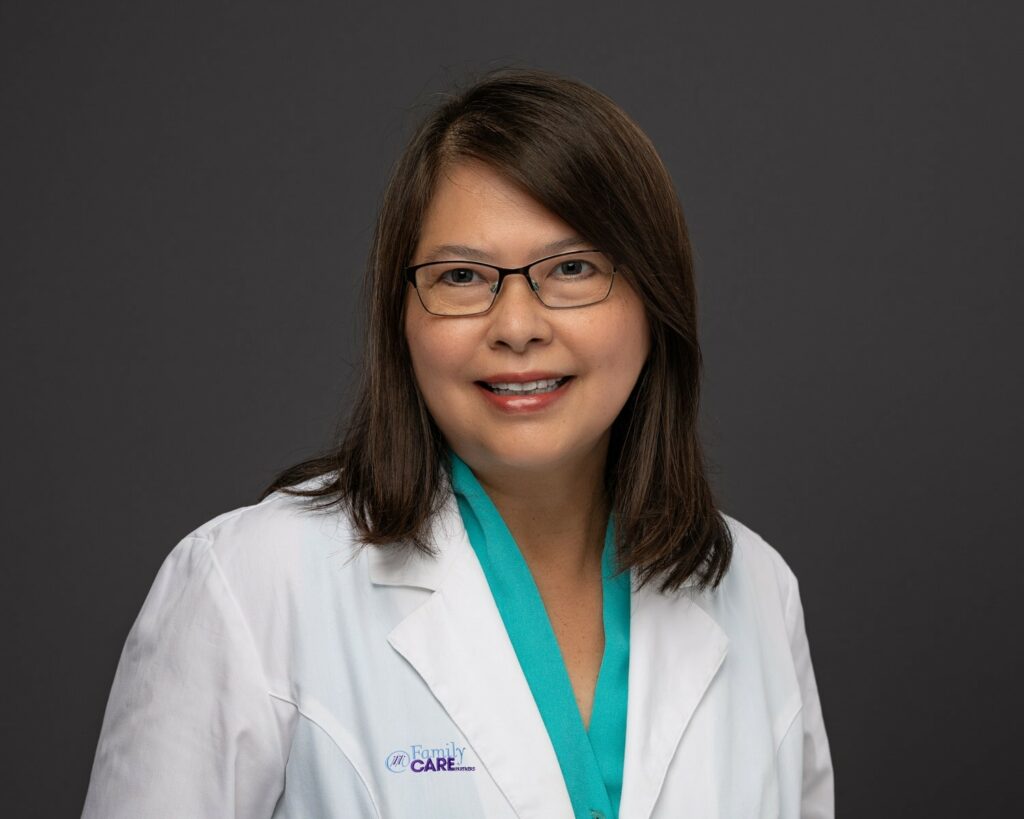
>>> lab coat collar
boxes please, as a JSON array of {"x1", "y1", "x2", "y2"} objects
[
  {"x1": 619, "y1": 578, "x2": 729, "y2": 819},
  {"x1": 367, "y1": 487, "x2": 729, "y2": 819},
  {"x1": 364, "y1": 487, "x2": 467, "y2": 592},
  {"x1": 371, "y1": 490, "x2": 575, "y2": 816}
]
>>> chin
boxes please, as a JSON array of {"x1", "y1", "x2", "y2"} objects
[{"x1": 462, "y1": 434, "x2": 604, "y2": 476}]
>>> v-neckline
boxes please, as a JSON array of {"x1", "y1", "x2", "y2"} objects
[{"x1": 448, "y1": 451, "x2": 630, "y2": 818}]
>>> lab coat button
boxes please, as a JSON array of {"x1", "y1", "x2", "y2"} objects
[{"x1": 590, "y1": 811, "x2": 605, "y2": 819}]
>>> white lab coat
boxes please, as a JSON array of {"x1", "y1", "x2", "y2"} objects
[{"x1": 82, "y1": 474, "x2": 834, "y2": 818}]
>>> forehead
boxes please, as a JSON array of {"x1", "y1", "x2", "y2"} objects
[{"x1": 413, "y1": 161, "x2": 586, "y2": 265}]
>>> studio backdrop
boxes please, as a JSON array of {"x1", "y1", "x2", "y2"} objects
[{"x1": 1, "y1": 1, "x2": 1019, "y2": 816}]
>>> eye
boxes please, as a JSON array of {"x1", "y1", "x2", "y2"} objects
[
  {"x1": 553, "y1": 259, "x2": 594, "y2": 278},
  {"x1": 440, "y1": 267, "x2": 484, "y2": 285}
]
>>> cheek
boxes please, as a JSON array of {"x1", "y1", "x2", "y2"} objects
[
  {"x1": 405, "y1": 312, "x2": 471, "y2": 405},
  {"x1": 585, "y1": 304, "x2": 650, "y2": 390}
]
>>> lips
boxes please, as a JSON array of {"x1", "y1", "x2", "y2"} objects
[
  {"x1": 478, "y1": 376, "x2": 572, "y2": 394},
  {"x1": 473, "y1": 374, "x2": 575, "y2": 413}
]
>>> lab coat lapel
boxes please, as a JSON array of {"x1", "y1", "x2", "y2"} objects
[
  {"x1": 618, "y1": 576, "x2": 730, "y2": 819},
  {"x1": 369, "y1": 493, "x2": 574, "y2": 819}
]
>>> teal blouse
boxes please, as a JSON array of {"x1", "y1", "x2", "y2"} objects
[{"x1": 448, "y1": 451, "x2": 631, "y2": 819}]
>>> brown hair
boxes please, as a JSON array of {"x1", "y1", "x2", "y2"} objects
[{"x1": 259, "y1": 67, "x2": 733, "y2": 593}]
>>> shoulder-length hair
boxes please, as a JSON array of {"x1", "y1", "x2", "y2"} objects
[{"x1": 259, "y1": 67, "x2": 733, "y2": 593}]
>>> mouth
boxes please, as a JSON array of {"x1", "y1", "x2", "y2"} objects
[{"x1": 475, "y1": 375, "x2": 574, "y2": 396}]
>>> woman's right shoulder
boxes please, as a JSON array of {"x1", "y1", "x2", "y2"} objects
[{"x1": 168, "y1": 473, "x2": 369, "y2": 595}]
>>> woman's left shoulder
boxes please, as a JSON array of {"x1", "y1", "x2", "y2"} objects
[{"x1": 714, "y1": 511, "x2": 801, "y2": 612}]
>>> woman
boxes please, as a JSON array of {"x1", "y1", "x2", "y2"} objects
[{"x1": 82, "y1": 69, "x2": 834, "y2": 818}]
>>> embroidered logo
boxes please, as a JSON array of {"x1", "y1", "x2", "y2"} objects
[{"x1": 385, "y1": 741, "x2": 476, "y2": 773}]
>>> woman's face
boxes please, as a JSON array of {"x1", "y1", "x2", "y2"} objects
[{"x1": 404, "y1": 160, "x2": 651, "y2": 476}]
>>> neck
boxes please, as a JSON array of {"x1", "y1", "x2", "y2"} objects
[{"x1": 456, "y1": 439, "x2": 611, "y2": 582}]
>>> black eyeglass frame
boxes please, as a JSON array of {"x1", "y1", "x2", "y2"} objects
[{"x1": 404, "y1": 248, "x2": 618, "y2": 317}]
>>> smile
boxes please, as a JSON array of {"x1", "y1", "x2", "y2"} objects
[{"x1": 479, "y1": 376, "x2": 572, "y2": 395}]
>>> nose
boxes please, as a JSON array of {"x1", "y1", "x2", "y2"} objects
[{"x1": 485, "y1": 271, "x2": 553, "y2": 353}]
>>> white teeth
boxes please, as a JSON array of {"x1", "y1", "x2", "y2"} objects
[{"x1": 486, "y1": 377, "x2": 567, "y2": 396}]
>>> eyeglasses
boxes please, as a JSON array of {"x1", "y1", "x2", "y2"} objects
[{"x1": 405, "y1": 249, "x2": 617, "y2": 317}]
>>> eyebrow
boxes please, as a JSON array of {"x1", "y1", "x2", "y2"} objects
[{"x1": 420, "y1": 236, "x2": 591, "y2": 263}]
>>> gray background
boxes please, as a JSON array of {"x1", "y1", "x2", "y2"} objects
[{"x1": 2, "y1": 0, "x2": 1020, "y2": 815}]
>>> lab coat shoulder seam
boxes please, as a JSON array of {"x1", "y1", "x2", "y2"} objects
[
  {"x1": 186, "y1": 489, "x2": 306, "y2": 544},
  {"x1": 266, "y1": 691, "x2": 383, "y2": 818}
]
